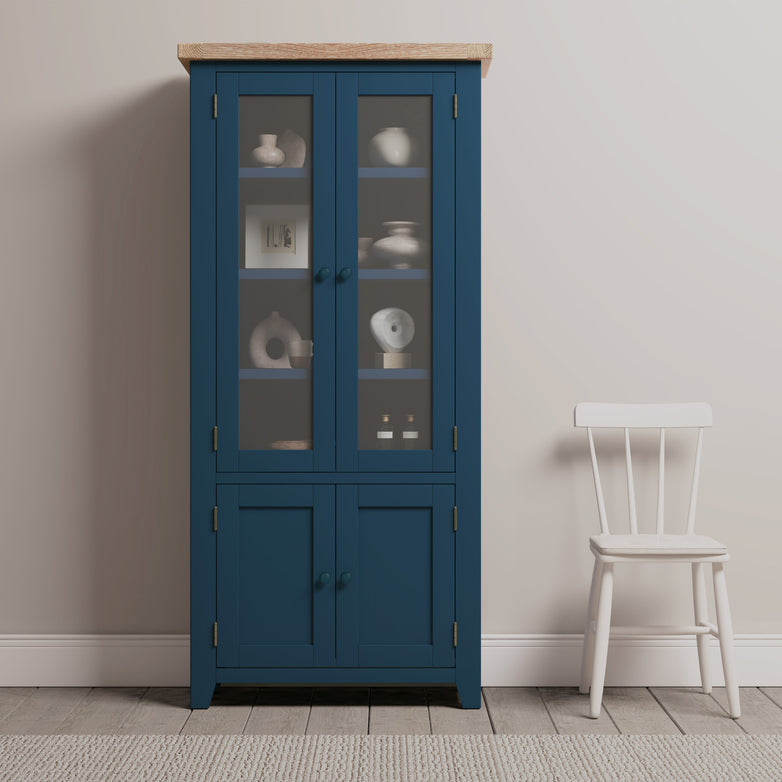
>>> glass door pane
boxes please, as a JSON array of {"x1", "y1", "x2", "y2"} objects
[
  {"x1": 238, "y1": 96, "x2": 313, "y2": 452},
  {"x1": 357, "y1": 96, "x2": 432, "y2": 452}
]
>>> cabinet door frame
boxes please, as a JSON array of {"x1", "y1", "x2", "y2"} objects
[
  {"x1": 216, "y1": 484, "x2": 336, "y2": 668},
  {"x1": 336, "y1": 484, "x2": 455, "y2": 668},
  {"x1": 190, "y1": 61, "x2": 219, "y2": 706},
  {"x1": 335, "y1": 72, "x2": 456, "y2": 473},
  {"x1": 215, "y1": 72, "x2": 336, "y2": 473}
]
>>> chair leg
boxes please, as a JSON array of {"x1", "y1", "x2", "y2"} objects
[
  {"x1": 691, "y1": 562, "x2": 711, "y2": 694},
  {"x1": 713, "y1": 562, "x2": 740, "y2": 718},
  {"x1": 589, "y1": 562, "x2": 614, "y2": 719},
  {"x1": 580, "y1": 559, "x2": 604, "y2": 694}
]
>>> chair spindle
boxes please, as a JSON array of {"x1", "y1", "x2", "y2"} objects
[
  {"x1": 587, "y1": 427, "x2": 610, "y2": 534},
  {"x1": 624, "y1": 428, "x2": 638, "y2": 534},
  {"x1": 656, "y1": 428, "x2": 665, "y2": 534},
  {"x1": 686, "y1": 428, "x2": 704, "y2": 534}
]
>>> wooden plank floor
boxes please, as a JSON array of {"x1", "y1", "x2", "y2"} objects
[{"x1": 0, "y1": 687, "x2": 780, "y2": 735}]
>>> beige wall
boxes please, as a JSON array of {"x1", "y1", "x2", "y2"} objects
[{"x1": 0, "y1": 1, "x2": 780, "y2": 637}]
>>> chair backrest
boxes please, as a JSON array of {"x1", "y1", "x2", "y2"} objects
[{"x1": 574, "y1": 403, "x2": 713, "y2": 536}]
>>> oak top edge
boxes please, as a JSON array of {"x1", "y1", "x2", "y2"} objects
[{"x1": 177, "y1": 43, "x2": 493, "y2": 77}]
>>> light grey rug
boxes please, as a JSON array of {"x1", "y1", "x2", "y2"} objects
[{"x1": 2, "y1": 734, "x2": 782, "y2": 781}]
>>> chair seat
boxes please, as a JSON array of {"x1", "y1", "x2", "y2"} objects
[{"x1": 590, "y1": 533, "x2": 728, "y2": 557}]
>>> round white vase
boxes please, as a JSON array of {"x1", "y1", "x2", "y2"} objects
[
  {"x1": 252, "y1": 134, "x2": 286, "y2": 167},
  {"x1": 368, "y1": 127, "x2": 412, "y2": 167},
  {"x1": 371, "y1": 221, "x2": 424, "y2": 268},
  {"x1": 249, "y1": 311, "x2": 301, "y2": 368}
]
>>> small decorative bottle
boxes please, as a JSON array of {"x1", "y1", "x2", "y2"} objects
[
  {"x1": 376, "y1": 414, "x2": 394, "y2": 450},
  {"x1": 402, "y1": 414, "x2": 419, "y2": 449}
]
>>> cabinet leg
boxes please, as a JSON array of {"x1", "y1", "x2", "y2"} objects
[
  {"x1": 190, "y1": 679, "x2": 216, "y2": 709},
  {"x1": 456, "y1": 678, "x2": 482, "y2": 709}
]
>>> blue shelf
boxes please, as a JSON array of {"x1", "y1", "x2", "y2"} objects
[
  {"x1": 358, "y1": 269, "x2": 429, "y2": 280},
  {"x1": 239, "y1": 167, "x2": 425, "y2": 179},
  {"x1": 239, "y1": 167, "x2": 310, "y2": 179},
  {"x1": 240, "y1": 369, "x2": 309, "y2": 380},
  {"x1": 358, "y1": 369, "x2": 430, "y2": 380},
  {"x1": 358, "y1": 167, "x2": 429, "y2": 179},
  {"x1": 239, "y1": 269, "x2": 309, "y2": 280}
]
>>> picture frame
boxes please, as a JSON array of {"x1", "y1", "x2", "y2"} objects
[{"x1": 244, "y1": 204, "x2": 310, "y2": 269}]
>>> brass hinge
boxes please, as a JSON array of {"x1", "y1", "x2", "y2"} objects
[
  {"x1": 453, "y1": 426, "x2": 458, "y2": 451},
  {"x1": 453, "y1": 506, "x2": 458, "y2": 531},
  {"x1": 213, "y1": 622, "x2": 218, "y2": 647},
  {"x1": 453, "y1": 622, "x2": 458, "y2": 647},
  {"x1": 453, "y1": 94, "x2": 458, "y2": 119},
  {"x1": 212, "y1": 426, "x2": 218, "y2": 452},
  {"x1": 213, "y1": 94, "x2": 218, "y2": 119},
  {"x1": 213, "y1": 506, "x2": 218, "y2": 532}
]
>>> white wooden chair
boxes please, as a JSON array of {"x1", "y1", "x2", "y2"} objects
[{"x1": 574, "y1": 402, "x2": 739, "y2": 719}]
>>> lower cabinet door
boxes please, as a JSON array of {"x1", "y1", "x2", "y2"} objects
[
  {"x1": 336, "y1": 484, "x2": 455, "y2": 668},
  {"x1": 216, "y1": 484, "x2": 335, "y2": 668}
]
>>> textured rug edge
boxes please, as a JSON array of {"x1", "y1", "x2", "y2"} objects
[{"x1": 2, "y1": 733, "x2": 782, "y2": 782}]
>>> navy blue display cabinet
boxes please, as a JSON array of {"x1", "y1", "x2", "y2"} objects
[{"x1": 179, "y1": 43, "x2": 491, "y2": 709}]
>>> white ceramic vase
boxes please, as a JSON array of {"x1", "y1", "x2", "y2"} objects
[
  {"x1": 358, "y1": 237, "x2": 373, "y2": 265},
  {"x1": 252, "y1": 134, "x2": 286, "y2": 167},
  {"x1": 371, "y1": 221, "x2": 424, "y2": 268},
  {"x1": 370, "y1": 307, "x2": 415, "y2": 353},
  {"x1": 368, "y1": 127, "x2": 412, "y2": 167},
  {"x1": 277, "y1": 129, "x2": 307, "y2": 167},
  {"x1": 249, "y1": 311, "x2": 301, "y2": 368}
]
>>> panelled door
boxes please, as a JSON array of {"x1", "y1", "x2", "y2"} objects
[
  {"x1": 216, "y1": 484, "x2": 335, "y2": 668},
  {"x1": 217, "y1": 484, "x2": 455, "y2": 669},
  {"x1": 336, "y1": 484, "x2": 455, "y2": 668}
]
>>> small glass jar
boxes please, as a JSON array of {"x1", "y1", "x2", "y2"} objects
[
  {"x1": 402, "y1": 414, "x2": 419, "y2": 450},
  {"x1": 376, "y1": 414, "x2": 394, "y2": 450}
]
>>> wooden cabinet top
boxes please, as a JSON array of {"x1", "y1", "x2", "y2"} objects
[{"x1": 178, "y1": 42, "x2": 493, "y2": 77}]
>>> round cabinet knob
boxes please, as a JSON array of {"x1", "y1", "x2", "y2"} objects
[
  {"x1": 318, "y1": 572, "x2": 331, "y2": 586},
  {"x1": 339, "y1": 571, "x2": 352, "y2": 586},
  {"x1": 315, "y1": 267, "x2": 331, "y2": 282},
  {"x1": 337, "y1": 267, "x2": 353, "y2": 282}
]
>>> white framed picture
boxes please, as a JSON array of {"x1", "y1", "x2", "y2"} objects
[{"x1": 245, "y1": 204, "x2": 310, "y2": 269}]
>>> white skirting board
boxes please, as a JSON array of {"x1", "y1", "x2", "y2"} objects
[
  {"x1": 482, "y1": 634, "x2": 782, "y2": 687},
  {"x1": 0, "y1": 636, "x2": 190, "y2": 687},
  {"x1": 1, "y1": 634, "x2": 781, "y2": 687}
]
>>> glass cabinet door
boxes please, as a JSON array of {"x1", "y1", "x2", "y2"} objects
[
  {"x1": 216, "y1": 74, "x2": 335, "y2": 472},
  {"x1": 336, "y1": 74, "x2": 456, "y2": 472},
  {"x1": 215, "y1": 71, "x2": 454, "y2": 474}
]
